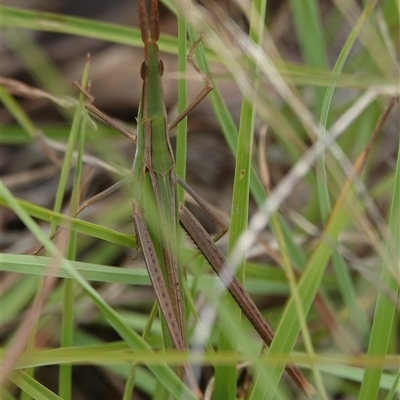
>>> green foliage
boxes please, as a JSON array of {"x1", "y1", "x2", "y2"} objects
[{"x1": 1, "y1": 1, "x2": 398, "y2": 399}]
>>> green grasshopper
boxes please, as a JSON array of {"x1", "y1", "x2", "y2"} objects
[
  {"x1": 65, "y1": 0, "x2": 315, "y2": 396},
  {"x1": 133, "y1": 0, "x2": 187, "y2": 360}
]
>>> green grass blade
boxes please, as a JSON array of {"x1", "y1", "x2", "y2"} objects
[
  {"x1": 10, "y1": 371, "x2": 63, "y2": 400},
  {"x1": 0, "y1": 254, "x2": 150, "y2": 286},
  {"x1": 318, "y1": 0, "x2": 378, "y2": 350},
  {"x1": 175, "y1": 11, "x2": 188, "y2": 203},
  {"x1": 289, "y1": 0, "x2": 327, "y2": 115},
  {"x1": 213, "y1": 1, "x2": 267, "y2": 398},
  {"x1": 58, "y1": 57, "x2": 90, "y2": 400},
  {"x1": 385, "y1": 370, "x2": 400, "y2": 400},
  {"x1": 358, "y1": 131, "x2": 400, "y2": 399},
  {"x1": 0, "y1": 88, "x2": 45, "y2": 140},
  {"x1": 0, "y1": 196, "x2": 135, "y2": 248},
  {"x1": 0, "y1": 5, "x2": 176, "y2": 53}
]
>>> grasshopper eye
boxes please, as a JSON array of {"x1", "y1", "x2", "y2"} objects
[
  {"x1": 140, "y1": 61, "x2": 147, "y2": 80},
  {"x1": 158, "y1": 59, "x2": 164, "y2": 76}
]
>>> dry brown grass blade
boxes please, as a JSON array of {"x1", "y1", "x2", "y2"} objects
[{"x1": 0, "y1": 76, "x2": 75, "y2": 107}]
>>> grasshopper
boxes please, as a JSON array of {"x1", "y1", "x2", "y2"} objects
[{"x1": 45, "y1": 0, "x2": 315, "y2": 396}]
